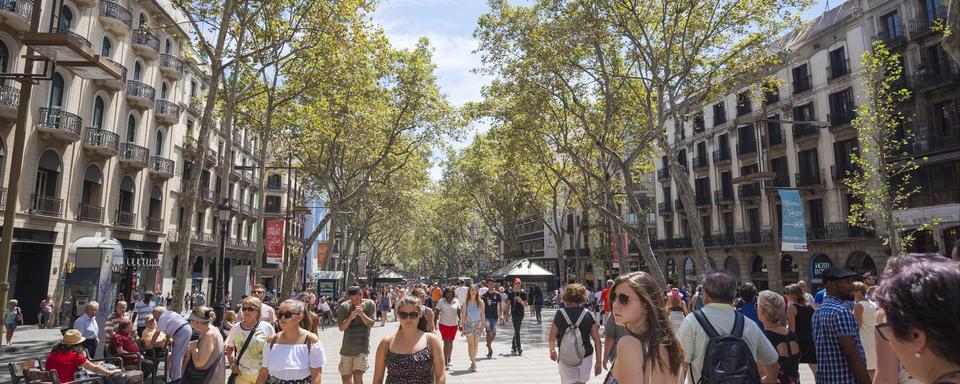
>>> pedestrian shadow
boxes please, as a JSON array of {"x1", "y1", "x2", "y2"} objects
[{"x1": 449, "y1": 369, "x2": 478, "y2": 376}]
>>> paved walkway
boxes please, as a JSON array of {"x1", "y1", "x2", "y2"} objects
[{"x1": 2, "y1": 309, "x2": 816, "y2": 383}]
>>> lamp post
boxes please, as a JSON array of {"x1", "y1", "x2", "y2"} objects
[{"x1": 213, "y1": 199, "x2": 231, "y2": 327}]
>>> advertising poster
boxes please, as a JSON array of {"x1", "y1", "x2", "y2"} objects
[
  {"x1": 779, "y1": 189, "x2": 808, "y2": 252},
  {"x1": 265, "y1": 219, "x2": 285, "y2": 264}
]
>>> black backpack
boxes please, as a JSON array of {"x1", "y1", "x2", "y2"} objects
[{"x1": 693, "y1": 309, "x2": 761, "y2": 384}]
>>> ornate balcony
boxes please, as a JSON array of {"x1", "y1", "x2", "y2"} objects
[
  {"x1": 200, "y1": 188, "x2": 216, "y2": 204},
  {"x1": 82, "y1": 128, "x2": 119, "y2": 157},
  {"x1": 119, "y1": 142, "x2": 149, "y2": 168},
  {"x1": 146, "y1": 218, "x2": 164, "y2": 233},
  {"x1": 149, "y1": 156, "x2": 175, "y2": 179},
  {"x1": 712, "y1": 149, "x2": 731, "y2": 166},
  {"x1": 77, "y1": 203, "x2": 103, "y2": 223},
  {"x1": 126, "y1": 80, "x2": 155, "y2": 109},
  {"x1": 98, "y1": 0, "x2": 132, "y2": 36},
  {"x1": 1, "y1": 0, "x2": 32, "y2": 32},
  {"x1": 0, "y1": 83, "x2": 19, "y2": 121},
  {"x1": 795, "y1": 168, "x2": 824, "y2": 187},
  {"x1": 159, "y1": 54, "x2": 184, "y2": 80},
  {"x1": 0, "y1": 187, "x2": 6, "y2": 211},
  {"x1": 692, "y1": 156, "x2": 709, "y2": 171},
  {"x1": 155, "y1": 99, "x2": 181, "y2": 125},
  {"x1": 792, "y1": 124, "x2": 820, "y2": 144},
  {"x1": 738, "y1": 183, "x2": 761, "y2": 200},
  {"x1": 132, "y1": 29, "x2": 160, "y2": 60},
  {"x1": 115, "y1": 210, "x2": 136, "y2": 228},
  {"x1": 656, "y1": 168, "x2": 670, "y2": 182},
  {"x1": 31, "y1": 194, "x2": 63, "y2": 217},
  {"x1": 36, "y1": 107, "x2": 82, "y2": 142},
  {"x1": 96, "y1": 58, "x2": 127, "y2": 91}
]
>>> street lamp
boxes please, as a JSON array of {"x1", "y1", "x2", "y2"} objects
[{"x1": 213, "y1": 199, "x2": 231, "y2": 327}]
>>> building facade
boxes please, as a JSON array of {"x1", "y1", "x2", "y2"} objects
[
  {"x1": 0, "y1": 0, "x2": 263, "y2": 322},
  {"x1": 653, "y1": 0, "x2": 958, "y2": 292}
]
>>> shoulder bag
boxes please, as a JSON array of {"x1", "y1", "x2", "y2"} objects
[{"x1": 227, "y1": 321, "x2": 259, "y2": 384}]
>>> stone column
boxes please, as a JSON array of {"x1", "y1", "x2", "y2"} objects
[{"x1": 765, "y1": 252, "x2": 783, "y2": 293}]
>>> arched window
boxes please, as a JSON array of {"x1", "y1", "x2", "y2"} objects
[
  {"x1": 134, "y1": 61, "x2": 142, "y2": 81},
  {"x1": 0, "y1": 41, "x2": 8, "y2": 73},
  {"x1": 119, "y1": 176, "x2": 135, "y2": 213},
  {"x1": 101, "y1": 37, "x2": 112, "y2": 57},
  {"x1": 161, "y1": 83, "x2": 168, "y2": 99},
  {"x1": 36, "y1": 150, "x2": 62, "y2": 198},
  {"x1": 49, "y1": 73, "x2": 64, "y2": 108},
  {"x1": 155, "y1": 130, "x2": 163, "y2": 154},
  {"x1": 92, "y1": 96, "x2": 104, "y2": 128},
  {"x1": 164, "y1": 39, "x2": 172, "y2": 54},
  {"x1": 139, "y1": 13, "x2": 147, "y2": 29},
  {"x1": 60, "y1": 6, "x2": 73, "y2": 31},
  {"x1": 126, "y1": 115, "x2": 137, "y2": 142}
]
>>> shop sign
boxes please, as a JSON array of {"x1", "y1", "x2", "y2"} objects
[
  {"x1": 809, "y1": 253, "x2": 833, "y2": 284},
  {"x1": 125, "y1": 257, "x2": 161, "y2": 270}
]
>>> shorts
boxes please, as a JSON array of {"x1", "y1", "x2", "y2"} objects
[
  {"x1": 485, "y1": 319, "x2": 499, "y2": 332},
  {"x1": 338, "y1": 354, "x2": 369, "y2": 375},
  {"x1": 463, "y1": 320, "x2": 485, "y2": 337},
  {"x1": 557, "y1": 353, "x2": 594, "y2": 384},
  {"x1": 4, "y1": 323, "x2": 16, "y2": 331},
  {"x1": 438, "y1": 324, "x2": 458, "y2": 340}
]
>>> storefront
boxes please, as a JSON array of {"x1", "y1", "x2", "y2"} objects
[
  {"x1": 117, "y1": 239, "x2": 162, "y2": 301},
  {"x1": 4, "y1": 228, "x2": 56, "y2": 325},
  {"x1": 64, "y1": 237, "x2": 124, "y2": 323}
]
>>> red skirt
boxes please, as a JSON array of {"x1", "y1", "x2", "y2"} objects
[{"x1": 438, "y1": 323, "x2": 458, "y2": 340}]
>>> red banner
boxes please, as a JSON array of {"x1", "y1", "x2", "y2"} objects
[
  {"x1": 265, "y1": 219, "x2": 285, "y2": 264},
  {"x1": 316, "y1": 242, "x2": 329, "y2": 269},
  {"x1": 611, "y1": 232, "x2": 620, "y2": 267}
]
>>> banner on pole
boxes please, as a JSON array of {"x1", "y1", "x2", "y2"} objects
[
  {"x1": 265, "y1": 219, "x2": 285, "y2": 264},
  {"x1": 779, "y1": 189, "x2": 808, "y2": 252},
  {"x1": 316, "y1": 242, "x2": 329, "y2": 269},
  {"x1": 611, "y1": 232, "x2": 620, "y2": 268}
]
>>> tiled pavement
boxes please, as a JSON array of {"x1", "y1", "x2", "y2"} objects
[{"x1": 2, "y1": 309, "x2": 816, "y2": 383}]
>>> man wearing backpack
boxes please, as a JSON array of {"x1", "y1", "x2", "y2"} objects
[
  {"x1": 678, "y1": 271, "x2": 781, "y2": 384},
  {"x1": 549, "y1": 284, "x2": 602, "y2": 384}
]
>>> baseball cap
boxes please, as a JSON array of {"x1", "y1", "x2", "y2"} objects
[
  {"x1": 347, "y1": 286, "x2": 361, "y2": 295},
  {"x1": 821, "y1": 267, "x2": 859, "y2": 281}
]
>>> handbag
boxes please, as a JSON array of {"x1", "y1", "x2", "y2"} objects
[{"x1": 227, "y1": 321, "x2": 259, "y2": 384}]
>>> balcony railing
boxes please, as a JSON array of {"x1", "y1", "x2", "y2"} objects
[
  {"x1": 873, "y1": 26, "x2": 906, "y2": 48},
  {"x1": 829, "y1": 110, "x2": 856, "y2": 128},
  {"x1": 38, "y1": 107, "x2": 82, "y2": 138},
  {"x1": 736, "y1": 142, "x2": 757, "y2": 156},
  {"x1": 119, "y1": 142, "x2": 149, "y2": 164},
  {"x1": 831, "y1": 164, "x2": 857, "y2": 182},
  {"x1": 150, "y1": 156, "x2": 175, "y2": 175},
  {"x1": 146, "y1": 218, "x2": 163, "y2": 232},
  {"x1": 83, "y1": 128, "x2": 120, "y2": 153},
  {"x1": 657, "y1": 201, "x2": 673, "y2": 214},
  {"x1": 126, "y1": 80, "x2": 156, "y2": 102},
  {"x1": 808, "y1": 222, "x2": 876, "y2": 241},
  {"x1": 0, "y1": 187, "x2": 6, "y2": 210},
  {"x1": 103, "y1": 58, "x2": 128, "y2": 82},
  {"x1": 116, "y1": 211, "x2": 136, "y2": 228},
  {"x1": 793, "y1": 75, "x2": 812, "y2": 95},
  {"x1": 266, "y1": 182, "x2": 286, "y2": 191},
  {"x1": 909, "y1": 6, "x2": 947, "y2": 39},
  {"x1": 159, "y1": 54, "x2": 184, "y2": 73},
  {"x1": 738, "y1": 183, "x2": 761, "y2": 199},
  {"x1": 911, "y1": 62, "x2": 960, "y2": 90},
  {"x1": 656, "y1": 168, "x2": 670, "y2": 181},
  {"x1": 77, "y1": 203, "x2": 103, "y2": 223},
  {"x1": 98, "y1": 0, "x2": 132, "y2": 28},
  {"x1": 792, "y1": 124, "x2": 819, "y2": 140},
  {"x1": 674, "y1": 198, "x2": 684, "y2": 211},
  {"x1": 132, "y1": 29, "x2": 160, "y2": 53},
  {"x1": 795, "y1": 168, "x2": 824, "y2": 187},
  {"x1": 692, "y1": 156, "x2": 709, "y2": 170},
  {"x1": 200, "y1": 187, "x2": 216, "y2": 203},
  {"x1": 695, "y1": 193, "x2": 712, "y2": 207},
  {"x1": 1, "y1": 0, "x2": 32, "y2": 19},
  {"x1": 651, "y1": 230, "x2": 773, "y2": 250},
  {"x1": 712, "y1": 149, "x2": 731, "y2": 164},
  {"x1": 714, "y1": 189, "x2": 734, "y2": 203},
  {"x1": 827, "y1": 58, "x2": 850, "y2": 81},
  {"x1": 31, "y1": 194, "x2": 63, "y2": 217},
  {"x1": 62, "y1": 30, "x2": 91, "y2": 48},
  {"x1": 0, "y1": 83, "x2": 18, "y2": 110},
  {"x1": 155, "y1": 99, "x2": 181, "y2": 122}
]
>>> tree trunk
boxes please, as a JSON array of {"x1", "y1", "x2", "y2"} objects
[
  {"x1": 658, "y1": 135, "x2": 711, "y2": 275},
  {"x1": 944, "y1": 0, "x2": 960, "y2": 63},
  {"x1": 171, "y1": 0, "x2": 238, "y2": 313}
]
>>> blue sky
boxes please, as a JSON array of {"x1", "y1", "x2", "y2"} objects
[{"x1": 371, "y1": 0, "x2": 834, "y2": 179}]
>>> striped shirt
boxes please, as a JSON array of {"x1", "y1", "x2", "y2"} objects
[
  {"x1": 813, "y1": 296, "x2": 865, "y2": 383},
  {"x1": 133, "y1": 301, "x2": 155, "y2": 328}
]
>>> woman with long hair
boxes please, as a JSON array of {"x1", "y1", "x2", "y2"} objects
[
  {"x1": 299, "y1": 293, "x2": 320, "y2": 335},
  {"x1": 256, "y1": 299, "x2": 325, "y2": 384},
  {"x1": 604, "y1": 272, "x2": 683, "y2": 383},
  {"x1": 379, "y1": 288, "x2": 393, "y2": 326},
  {"x1": 784, "y1": 283, "x2": 816, "y2": 375},
  {"x1": 435, "y1": 287, "x2": 461, "y2": 368},
  {"x1": 372, "y1": 296, "x2": 446, "y2": 384},
  {"x1": 183, "y1": 306, "x2": 225, "y2": 384},
  {"x1": 226, "y1": 296, "x2": 274, "y2": 384},
  {"x1": 460, "y1": 284, "x2": 485, "y2": 372}
]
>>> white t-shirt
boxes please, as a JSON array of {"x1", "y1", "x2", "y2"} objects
[
  {"x1": 456, "y1": 286, "x2": 469, "y2": 305},
  {"x1": 262, "y1": 341, "x2": 326, "y2": 380},
  {"x1": 435, "y1": 299, "x2": 461, "y2": 326},
  {"x1": 225, "y1": 321, "x2": 275, "y2": 375}
]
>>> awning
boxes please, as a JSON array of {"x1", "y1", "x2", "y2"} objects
[
  {"x1": 313, "y1": 271, "x2": 344, "y2": 280},
  {"x1": 118, "y1": 238, "x2": 162, "y2": 253},
  {"x1": 492, "y1": 258, "x2": 556, "y2": 281},
  {"x1": 69, "y1": 237, "x2": 123, "y2": 268},
  {"x1": 377, "y1": 269, "x2": 406, "y2": 282}
]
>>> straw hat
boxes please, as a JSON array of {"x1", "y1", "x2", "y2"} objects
[{"x1": 61, "y1": 329, "x2": 84, "y2": 345}]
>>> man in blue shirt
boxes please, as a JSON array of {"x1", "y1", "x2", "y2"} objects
[
  {"x1": 73, "y1": 301, "x2": 100, "y2": 358},
  {"x1": 812, "y1": 267, "x2": 871, "y2": 384}
]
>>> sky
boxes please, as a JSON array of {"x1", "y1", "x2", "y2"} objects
[{"x1": 371, "y1": 0, "x2": 835, "y2": 180}]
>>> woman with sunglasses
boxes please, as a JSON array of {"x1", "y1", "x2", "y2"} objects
[
  {"x1": 604, "y1": 272, "x2": 683, "y2": 384},
  {"x1": 372, "y1": 296, "x2": 446, "y2": 384},
  {"x1": 872, "y1": 254, "x2": 959, "y2": 384},
  {"x1": 182, "y1": 306, "x2": 226, "y2": 384},
  {"x1": 549, "y1": 283, "x2": 602, "y2": 384},
  {"x1": 257, "y1": 299, "x2": 325, "y2": 384},
  {"x1": 227, "y1": 297, "x2": 275, "y2": 384}
]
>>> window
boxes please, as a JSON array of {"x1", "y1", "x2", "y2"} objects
[
  {"x1": 134, "y1": 61, "x2": 143, "y2": 81},
  {"x1": 828, "y1": 47, "x2": 849, "y2": 80},
  {"x1": 746, "y1": 208, "x2": 760, "y2": 234},
  {"x1": 808, "y1": 199, "x2": 824, "y2": 230},
  {"x1": 701, "y1": 215, "x2": 712, "y2": 236},
  {"x1": 161, "y1": 83, "x2": 168, "y2": 99},
  {"x1": 767, "y1": 114, "x2": 783, "y2": 146},
  {"x1": 833, "y1": 139, "x2": 858, "y2": 179},
  {"x1": 881, "y1": 12, "x2": 903, "y2": 39},
  {"x1": 792, "y1": 64, "x2": 811, "y2": 94},
  {"x1": 716, "y1": 134, "x2": 730, "y2": 158},
  {"x1": 736, "y1": 91, "x2": 752, "y2": 116},
  {"x1": 101, "y1": 37, "x2": 112, "y2": 57},
  {"x1": 763, "y1": 82, "x2": 780, "y2": 104},
  {"x1": 119, "y1": 176, "x2": 135, "y2": 213},
  {"x1": 828, "y1": 88, "x2": 855, "y2": 126},
  {"x1": 771, "y1": 157, "x2": 790, "y2": 187},
  {"x1": 265, "y1": 195, "x2": 282, "y2": 212},
  {"x1": 792, "y1": 102, "x2": 816, "y2": 137},
  {"x1": 267, "y1": 174, "x2": 282, "y2": 188},
  {"x1": 722, "y1": 212, "x2": 734, "y2": 236},
  {"x1": 126, "y1": 115, "x2": 137, "y2": 142},
  {"x1": 797, "y1": 148, "x2": 820, "y2": 185},
  {"x1": 92, "y1": 96, "x2": 104, "y2": 128},
  {"x1": 720, "y1": 171, "x2": 733, "y2": 196},
  {"x1": 695, "y1": 177, "x2": 711, "y2": 205},
  {"x1": 49, "y1": 73, "x2": 64, "y2": 108},
  {"x1": 139, "y1": 13, "x2": 147, "y2": 29},
  {"x1": 923, "y1": 0, "x2": 943, "y2": 21},
  {"x1": 693, "y1": 113, "x2": 705, "y2": 133},
  {"x1": 713, "y1": 102, "x2": 726, "y2": 126},
  {"x1": 165, "y1": 39, "x2": 172, "y2": 54},
  {"x1": 36, "y1": 150, "x2": 61, "y2": 198},
  {"x1": 155, "y1": 130, "x2": 164, "y2": 154},
  {"x1": 737, "y1": 124, "x2": 756, "y2": 155},
  {"x1": 930, "y1": 101, "x2": 958, "y2": 139},
  {"x1": 0, "y1": 41, "x2": 8, "y2": 73},
  {"x1": 59, "y1": 6, "x2": 73, "y2": 31}
]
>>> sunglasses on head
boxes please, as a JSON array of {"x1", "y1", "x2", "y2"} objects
[
  {"x1": 277, "y1": 311, "x2": 301, "y2": 319},
  {"x1": 241, "y1": 307, "x2": 257, "y2": 313},
  {"x1": 397, "y1": 311, "x2": 420, "y2": 320}
]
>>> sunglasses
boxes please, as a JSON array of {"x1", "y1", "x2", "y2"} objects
[
  {"x1": 397, "y1": 311, "x2": 420, "y2": 320},
  {"x1": 241, "y1": 307, "x2": 257, "y2": 313},
  {"x1": 875, "y1": 322, "x2": 893, "y2": 342},
  {"x1": 613, "y1": 293, "x2": 632, "y2": 306},
  {"x1": 277, "y1": 311, "x2": 301, "y2": 319}
]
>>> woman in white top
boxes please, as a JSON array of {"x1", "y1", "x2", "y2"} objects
[
  {"x1": 256, "y1": 300, "x2": 325, "y2": 384},
  {"x1": 434, "y1": 287, "x2": 461, "y2": 368},
  {"x1": 853, "y1": 281, "x2": 877, "y2": 378}
]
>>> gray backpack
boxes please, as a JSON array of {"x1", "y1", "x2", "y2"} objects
[{"x1": 558, "y1": 308, "x2": 588, "y2": 366}]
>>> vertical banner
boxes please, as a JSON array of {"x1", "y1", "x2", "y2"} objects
[
  {"x1": 779, "y1": 189, "x2": 808, "y2": 252},
  {"x1": 316, "y1": 242, "x2": 329, "y2": 270},
  {"x1": 610, "y1": 232, "x2": 620, "y2": 268},
  {"x1": 265, "y1": 219, "x2": 285, "y2": 264}
]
